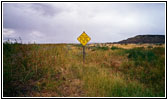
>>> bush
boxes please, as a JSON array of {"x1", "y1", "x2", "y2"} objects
[
  {"x1": 127, "y1": 47, "x2": 157, "y2": 64},
  {"x1": 91, "y1": 46, "x2": 109, "y2": 51},
  {"x1": 111, "y1": 46, "x2": 121, "y2": 50},
  {"x1": 98, "y1": 46, "x2": 109, "y2": 50}
]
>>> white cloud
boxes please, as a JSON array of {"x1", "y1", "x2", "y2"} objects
[
  {"x1": 3, "y1": 28, "x2": 15, "y2": 37},
  {"x1": 3, "y1": 28, "x2": 18, "y2": 41},
  {"x1": 27, "y1": 31, "x2": 45, "y2": 43},
  {"x1": 30, "y1": 31, "x2": 43, "y2": 37}
]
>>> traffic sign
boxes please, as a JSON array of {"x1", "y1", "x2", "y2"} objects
[
  {"x1": 77, "y1": 31, "x2": 91, "y2": 64},
  {"x1": 77, "y1": 31, "x2": 91, "y2": 46}
]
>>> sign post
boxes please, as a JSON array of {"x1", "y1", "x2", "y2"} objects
[
  {"x1": 83, "y1": 46, "x2": 85, "y2": 64},
  {"x1": 77, "y1": 31, "x2": 91, "y2": 64}
]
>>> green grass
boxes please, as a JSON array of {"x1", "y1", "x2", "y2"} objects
[
  {"x1": 3, "y1": 43, "x2": 165, "y2": 97},
  {"x1": 111, "y1": 46, "x2": 122, "y2": 50},
  {"x1": 119, "y1": 47, "x2": 165, "y2": 96},
  {"x1": 89, "y1": 46, "x2": 109, "y2": 51},
  {"x1": 81, "y1": 66, "x2": 156, "y2": 97}
]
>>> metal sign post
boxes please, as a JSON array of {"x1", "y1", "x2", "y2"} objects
[
  {"x1": 77, "y1": 31, "x2": 91, "y2": 64},
  {"x1": 83, "y1": 46, "x2": 85, "y2": 64}
]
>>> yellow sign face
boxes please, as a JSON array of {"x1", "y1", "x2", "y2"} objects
[{"x1": 77, "y1": 31, "x2": 91, "y2": 46}]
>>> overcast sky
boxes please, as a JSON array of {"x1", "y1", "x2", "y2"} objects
[{"x1": 3, "y1": 2, "x2": 165, "y2": 43}]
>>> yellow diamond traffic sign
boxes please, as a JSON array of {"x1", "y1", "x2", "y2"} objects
[{"x1": 77, "y1": 31, "x2": 91, "y2": 46}]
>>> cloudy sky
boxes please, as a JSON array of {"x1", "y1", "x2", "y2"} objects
[{"x1": 3, "y1": 2, "x2": 165, "y2": 43}]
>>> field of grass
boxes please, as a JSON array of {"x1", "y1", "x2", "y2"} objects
[{"x1": 3, "y1": 42, "x2": 165, "y2": 97}]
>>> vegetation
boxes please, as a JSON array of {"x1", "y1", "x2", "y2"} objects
[
  {"x1": 88, "y1": 46, "x2": 109, "y2": 51},
  {"x1": 3, "y1": 42, "x2": 165, "y2": 97},
  {"x1": 111, "y1": 46, "x2": 122, "y2": 50}
]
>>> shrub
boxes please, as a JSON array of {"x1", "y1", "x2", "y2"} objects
[
  {"x1": 91, "y1": 46, "x2": 109, "y2": 51},
  {"x1": 111, "y1": 46, "x2": 121, "y2": 50},
  {"x1": 98, "y1": 46, "x2": 109, "y2": 50},
  {"x1": 127, "y1": 47, "x2": 157, "y2": 64}
]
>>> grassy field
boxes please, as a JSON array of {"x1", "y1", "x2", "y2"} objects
[{"x1": 3, "y1": 42, "x2": 165, "y2": 97}]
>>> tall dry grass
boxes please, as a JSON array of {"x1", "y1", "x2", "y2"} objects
[{"x1": 3, "y1": 42, "x2": 165, "y2": 97}]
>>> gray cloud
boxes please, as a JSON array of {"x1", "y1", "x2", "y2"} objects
[
  {"x1": 3, "y1": 3, "x2": 165, "y2": 43},
  {"x1": 30, "y1": 3, "x2": 62, "y2": 16}
]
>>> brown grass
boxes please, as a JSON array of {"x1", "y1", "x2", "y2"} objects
[{"x1": 3, "y1": 43, "x2": 165, "y2": 97}]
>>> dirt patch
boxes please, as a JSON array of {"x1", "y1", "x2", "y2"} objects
[{"x1": 58, "y1": 79, "x2": 86, "y2": 97}]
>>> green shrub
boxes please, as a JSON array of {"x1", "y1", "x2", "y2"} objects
[
  {"x1": 127, "y1": 47, "x2": 157, "y2": 64},
  {"x1": 91, "y1": 46, "x2": 109, "y2": 51},
  {"x1": 111, "y1": 46, "x2": 121, "y2": 50},
  {"x1": 98, "y1": 46, "x2": 109, "y2": 50}
]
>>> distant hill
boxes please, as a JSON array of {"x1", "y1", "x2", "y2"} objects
[{"x1": 116, "y1": 35, "x2": 165, "y2": 44}]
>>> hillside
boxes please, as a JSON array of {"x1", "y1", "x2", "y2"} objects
[{"x1": 117, "y1": 35, "x2": 165, "y2": 44}]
